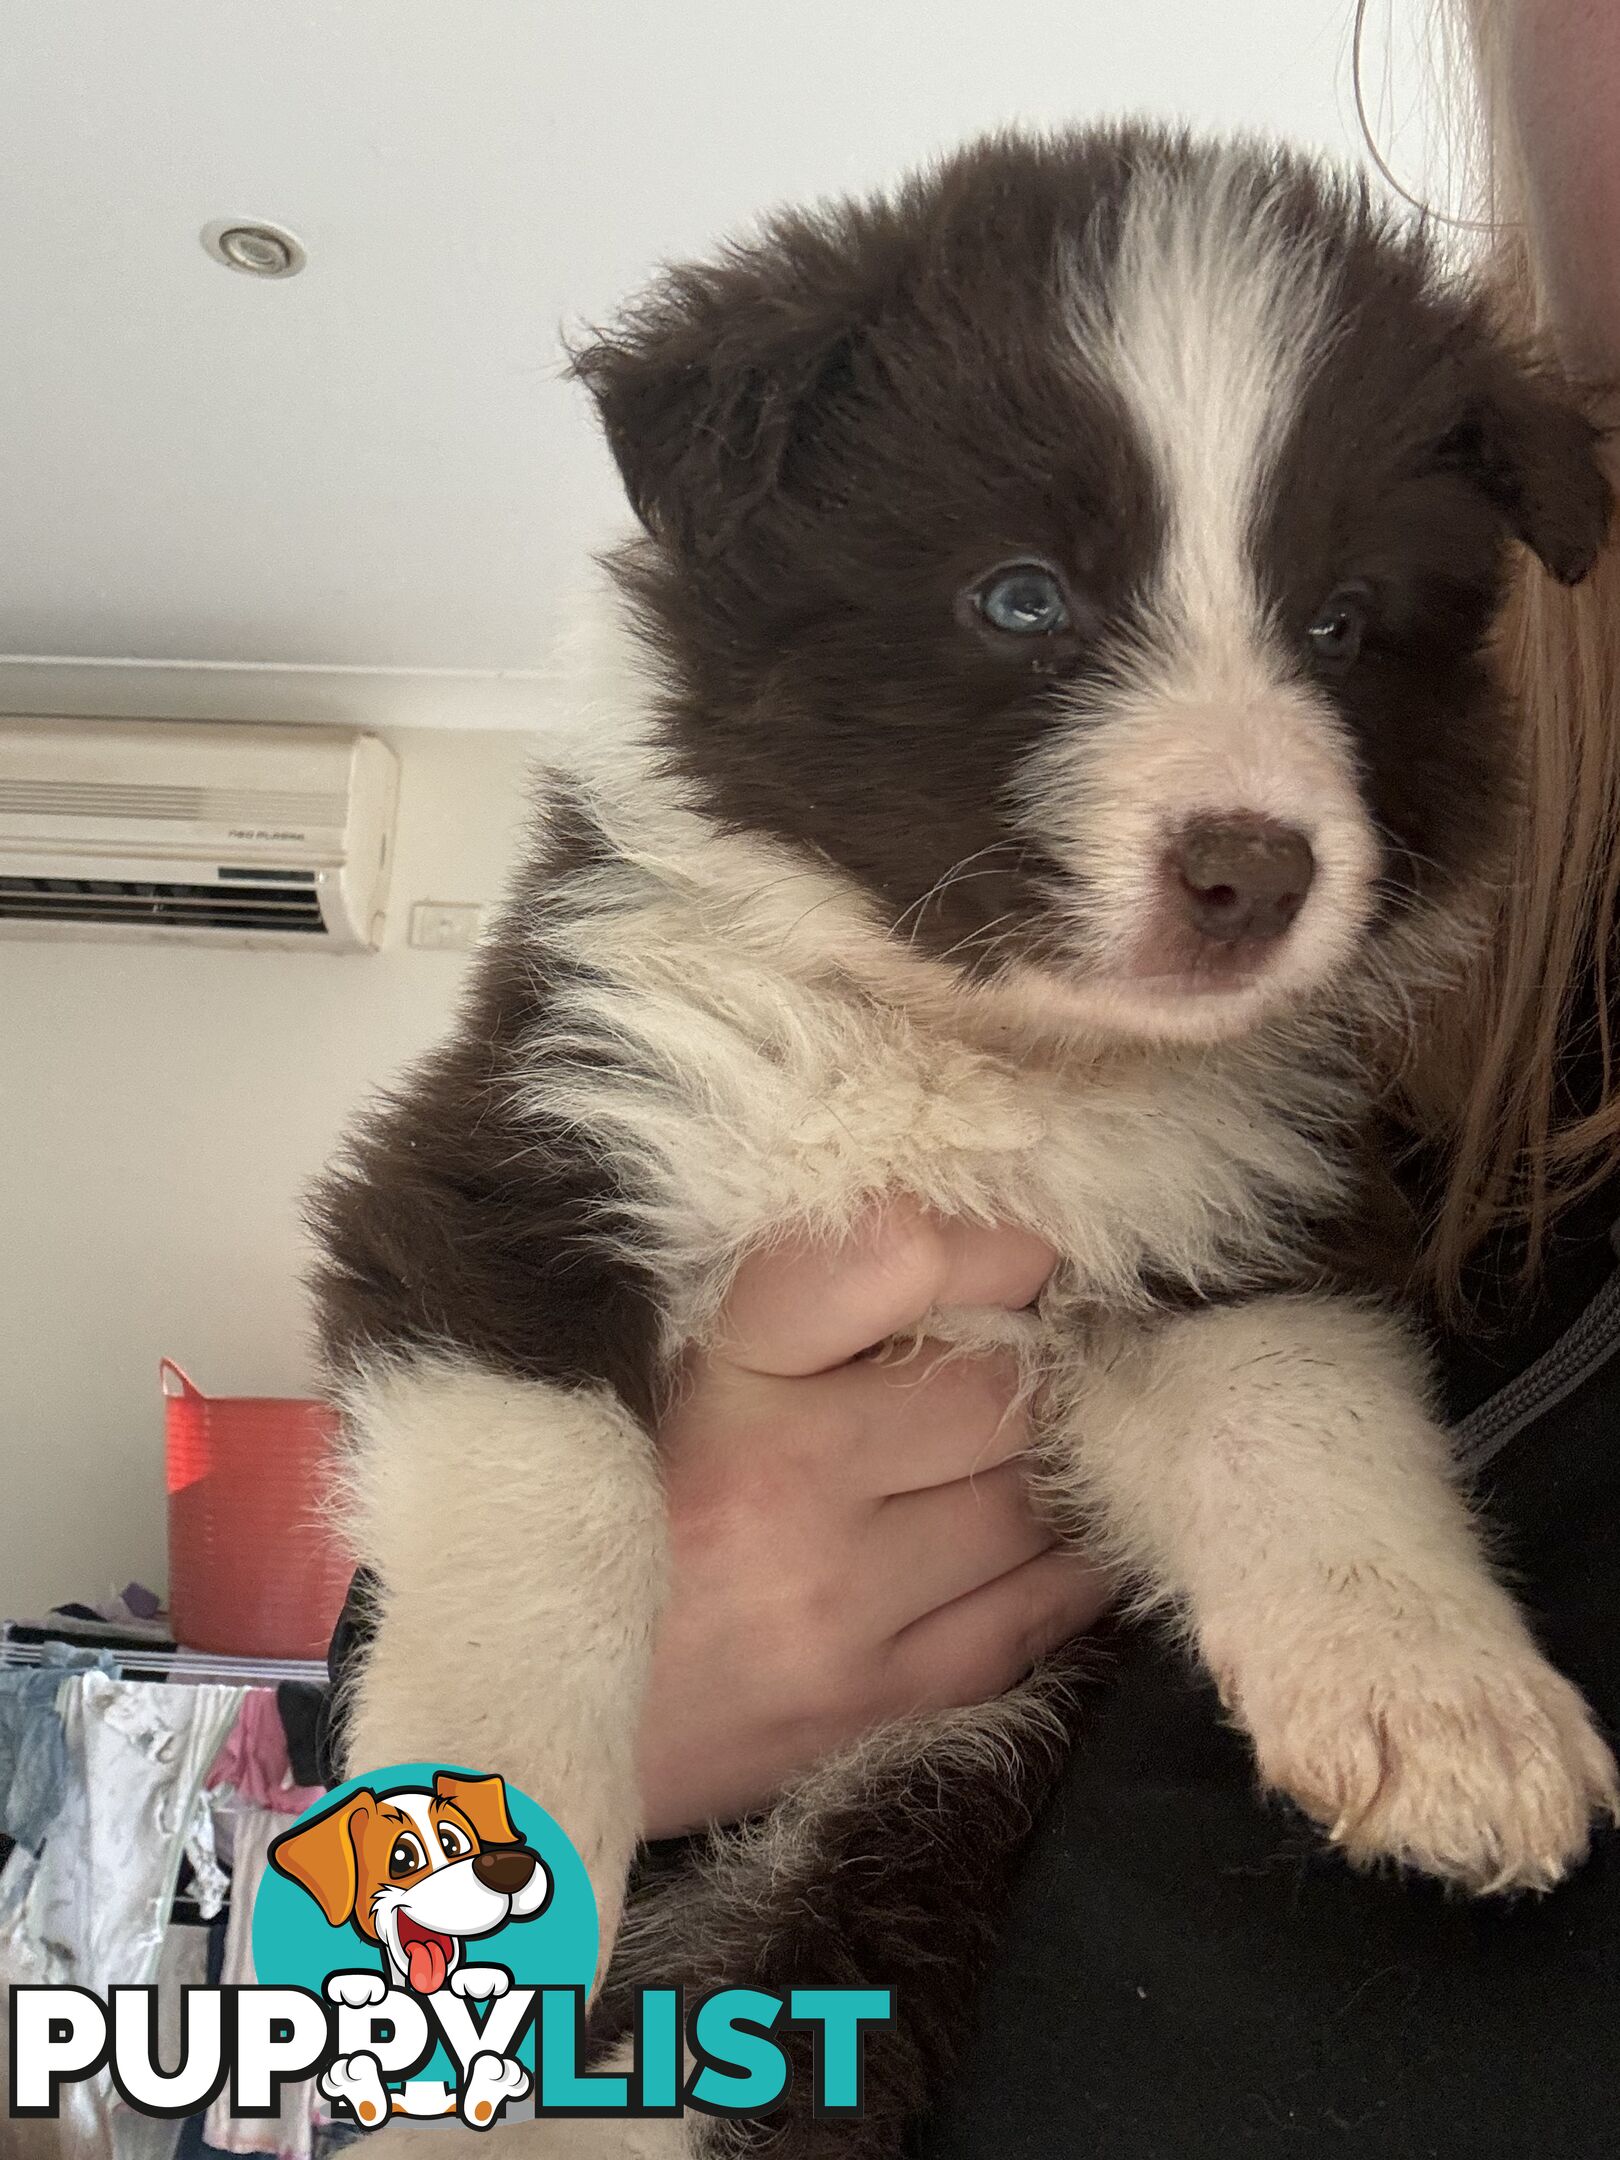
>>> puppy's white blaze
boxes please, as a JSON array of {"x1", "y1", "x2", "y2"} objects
[
  {"x1": 1042, "y1": 156, "x2": 1375, "y2": 1026},
  {"x1": 1073, "y1": 146, "x2": 1335, "y2": 678}
]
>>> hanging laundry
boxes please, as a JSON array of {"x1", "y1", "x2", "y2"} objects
[
  {"x1": 206, "y1": 1690, "x2": 324, "y2": 1817},
  {"x1": 0, "y1": 1641, "x2": 119, "y2": 1854},
  {"x1": 111, "y1": 1918, "x2": 212, "y2": 2160},
  {"x1": 203, "y1": 1806, "x2": 318, "y2": 2160},
  {"x1": 274, "y1": 1682, "x2": 327, "y2": 1793},
  {"x1": 0, "y1": 1671, "x2": 244, "y2": 2160},
  {"x1": 172, "y1": 1913, "x2": 234, "y2": 2160}
]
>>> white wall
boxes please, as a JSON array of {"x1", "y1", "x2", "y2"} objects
[
  {"x1": 0, "y1": 728, "x2": 535, "y2": 1617},
  {"x1": 0, "y1": 0, "x2": 1435, "y2": 732}
]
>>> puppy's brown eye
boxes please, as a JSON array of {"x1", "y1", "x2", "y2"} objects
[
  {"x1": 972, "y1": 561, "x2": 1072, "y2": 638},
  {"x1": 438, "y1": 1824, "x2": 471, "y2": 1859},
  {"x1": 1307, "y1": 584, "x2": 1372, "y2": 674},
  {"x1": 388, "y1": 1833, "x2": 427, "y2": 1878}
]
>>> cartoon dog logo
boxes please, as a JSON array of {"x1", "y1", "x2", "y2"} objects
[
  {"x1": 268, "y1": 1770, "x2": 551, "y2": 2129},
  {"x1": 269, "y1": 1769, "x2": 552, "y2": 1997}
]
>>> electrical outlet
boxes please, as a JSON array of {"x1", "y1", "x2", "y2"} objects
[{"x1": 409, "y1": 901, "x2": 485, "y2": 952}]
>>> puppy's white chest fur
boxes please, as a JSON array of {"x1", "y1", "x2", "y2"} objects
[
  {"x1": 529, "y1": 854, "x2": 1355, "y2": 1346},
  {"x1": 783, "y1": 1042, "x2": 1044, "y2": 1168}
]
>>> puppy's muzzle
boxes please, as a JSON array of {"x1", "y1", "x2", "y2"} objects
[
  {"x1": 472, "y1": 1845, "x2": 541, "y2": 1895},
  {"x1": 1166, "y1": 814, "x2": 1316, "y2": 946}
]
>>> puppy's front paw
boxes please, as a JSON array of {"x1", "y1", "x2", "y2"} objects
[
  {"x1": 320, "y1": 2052, "x2": 391, "y2": 2130},
  {"x1": 460, "y1": 2051, "x2": 530, "y2": 2128},
  {"x1": 449, "y1": 1963, "x2": 511, "y2": 2001},
  {"x1": 324, "y1": 1970, "x2": 390, "y2": 2009},
  {"x1": 1219, "y1": 1617, "x2": 1619, "y2": 1893}
]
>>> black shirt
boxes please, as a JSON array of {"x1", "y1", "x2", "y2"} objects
[{"x1": 925, "y1": 1182, "x2": 1620, "y2": 2160}]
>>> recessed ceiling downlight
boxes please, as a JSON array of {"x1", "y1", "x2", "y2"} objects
[{"x1": 201, "y1": 219, "x2": 307, "y2": 278}]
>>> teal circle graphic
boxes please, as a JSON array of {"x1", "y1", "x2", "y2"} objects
[{"x1": 251, "y1": 1761, "x2": 598, "y2": 2086}]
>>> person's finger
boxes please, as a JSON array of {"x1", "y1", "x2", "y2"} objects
[
  {"x1": 868, "y1": 1462, "x2": 1058, "y2": 1626},
  {"x1": 734, "y1": 1341, "x2": 1030, "y2": 1493},
  {"x1": 884, "y1": 1548, "x2": 1111, "y2": 1710},
  {"x1": 719, "y1": 1199, "x2": 1057, "y2": 1375}
]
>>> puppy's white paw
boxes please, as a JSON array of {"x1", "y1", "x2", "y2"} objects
[
  {"x1": 319, "y1": 2052, "x2": 392, "y2": 2130},
  {"x1": 449, "y1": 1963, "x2": 511, "y2": 2001},
  {"x1": 1219, "y1": 1613, "x2": 1619, "y2": 1893},
  {"x1": 324, "y1": 1969, "x2": 389, "y2": 2010},
  {"x1": 459, "y1": 2050, "x2": 530, "y2": 2129}
]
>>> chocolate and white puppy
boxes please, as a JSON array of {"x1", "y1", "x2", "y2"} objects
[{"x1": 312, "y1": 128, "x2": 1618, "y2": 2157}]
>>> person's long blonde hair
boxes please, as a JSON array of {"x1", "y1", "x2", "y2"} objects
[{"x1": 1374, "y1": 0, "x2": 1620, "y2": 1304}]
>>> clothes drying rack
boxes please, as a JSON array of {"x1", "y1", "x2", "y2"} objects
[{"x1": 1, "y1": 1619, "x2": 326, "y2": 1686}]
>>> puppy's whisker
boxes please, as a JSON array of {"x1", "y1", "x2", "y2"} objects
[
  {"x1": 935, "y1": 909, "x2": 1024, "y2": 968},
  {"x1": 889, "y1": 844, "x2": 1019, "y2": 947}
]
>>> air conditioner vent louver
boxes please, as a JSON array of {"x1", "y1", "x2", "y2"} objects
[
  {"x1": 0, "y1": 778, "x2": 346, "y2": 825},
  {"x1": 0, "y1": 875, "x2": 327, "y2": 933},
  {"x1": 0, "y1": 720, "x2": 398, "y2": 950}
]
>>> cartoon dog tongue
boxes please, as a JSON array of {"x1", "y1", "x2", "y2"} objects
[{"x1": 400, "y1": 1925, "x2": 450, "y2": 1994}]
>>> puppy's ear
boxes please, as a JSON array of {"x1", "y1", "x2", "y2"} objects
[
  {"x1": 434, "y1": 1770, "x2": 519, "y2": 1847},
  {"x1": 268, "y1": 1791, "x2": 376, "y2": 1928},
  {"x1": 569, "y1": 232, "x2": 866, "y2": 559},
  {"x1": 1438, "y1": 369, "x2": 1612, "y2": 585}
]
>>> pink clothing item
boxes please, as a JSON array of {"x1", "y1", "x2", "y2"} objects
[
  {"x1": 204, "y1": 1689, "x2": 323, "y2": 1815},
  {"x1": 204, "y1": 1806, "x2": 317, "y2": 2159}
]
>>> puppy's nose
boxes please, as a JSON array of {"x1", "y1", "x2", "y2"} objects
[
  {"x1": 472, "y1": 1847, "x2": 538, "y2": 1895},
  {"x1": 1167, "y1": 815, "x2": 1315, "y2": 944}
]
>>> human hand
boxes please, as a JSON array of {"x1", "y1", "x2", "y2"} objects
[{"x1": 637, "y1": 1200, "x2": 1110, "y2": 1837}]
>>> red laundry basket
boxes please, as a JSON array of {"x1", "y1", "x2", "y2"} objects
[{"x1": 163, "y1": 1358, "x2": 354, "y2": 1661}]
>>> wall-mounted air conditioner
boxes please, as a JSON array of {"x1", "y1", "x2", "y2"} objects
[{"x1": 0, "y1": 719, "x2": 398, "y2": 950}]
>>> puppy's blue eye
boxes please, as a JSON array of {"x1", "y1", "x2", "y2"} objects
[
  {"x1": 975, "y1": 563, "x2": 1072, "y2": 637},
  {"x1": 1307, "y1": 585, "x2": 1371, "y2": 672}
]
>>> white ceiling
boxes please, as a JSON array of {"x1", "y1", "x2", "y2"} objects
[{"x1": 0, "y1": 0, "x2": 1434, "y2": 729}]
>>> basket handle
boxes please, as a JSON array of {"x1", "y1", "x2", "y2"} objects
[{"x1": 159, "y1": 1357, "x2": 203, "y2": 1400}]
